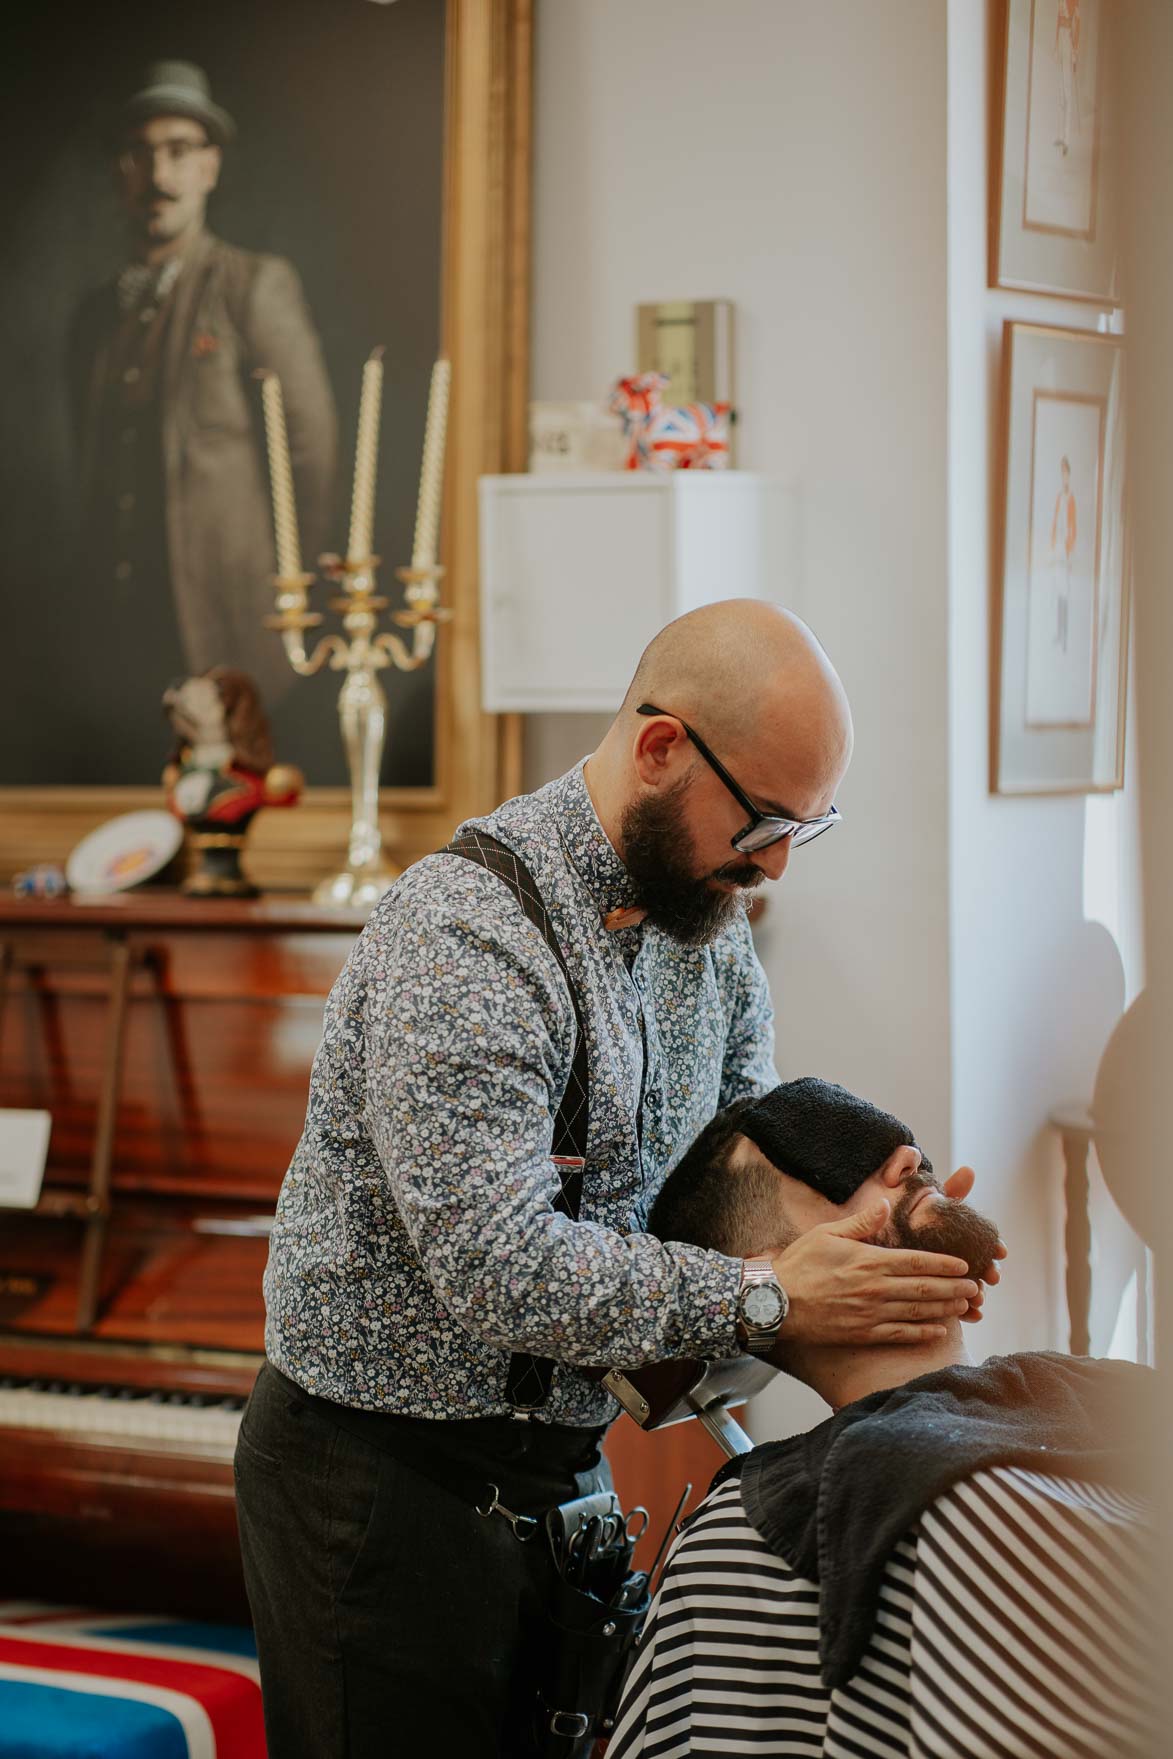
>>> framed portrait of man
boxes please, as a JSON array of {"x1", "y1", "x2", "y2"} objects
[
  {"x1": 993, "y1": 321, "x2": 1128, "y2": 794},
  {"x1": 992, "y1": 0, "x2": 1120, "y2": 304},
  {"x1": 0, "y1": 0, "x2": 530, "y2": 889}
]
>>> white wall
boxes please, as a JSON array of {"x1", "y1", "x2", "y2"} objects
[
  {"x1": 946, "y1": 0, "x2": 1130, "y2": 1357},
  {"x1": 529, "y1": 0, "x2": 952, "y2": 1436},
  {"x1": 526, "y1": 0, "x2": 1136, "y2": 1428},
  {"x1": 529, "y1": 0, "x2": 952, "y2": 1130}
]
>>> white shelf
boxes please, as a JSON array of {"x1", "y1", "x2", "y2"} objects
[{"x1": 478, "y1": 471, "x2": 797, "y2": 712}]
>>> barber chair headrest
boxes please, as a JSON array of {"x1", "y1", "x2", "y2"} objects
[{"x1": 594, "y1": 1354, "x2": 777, "y2": 1457}]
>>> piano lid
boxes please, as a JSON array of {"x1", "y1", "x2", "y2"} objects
[{"x1": 0, "y1": 1207, "x2": 269, "y2": 1373}]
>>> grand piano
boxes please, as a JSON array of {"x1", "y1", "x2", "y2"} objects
[{"x1": 0, "y1": 891, "x2": 743, "y2": 1619}]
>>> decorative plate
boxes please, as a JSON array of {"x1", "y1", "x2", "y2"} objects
[{"x1": 66, "y1": 810, "x2": 183, "y2": 895}]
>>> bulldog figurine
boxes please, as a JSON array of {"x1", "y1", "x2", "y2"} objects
[
  {"x1": 608, "y1": 372, "x2": 731, "y2": 471},
  {"x1": 162, "y1": 667, "x2": 302, "y2": 897}
]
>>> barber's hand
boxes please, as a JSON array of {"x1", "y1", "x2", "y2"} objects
[
  {"x1": 941, "y1": 1164, "x2": 1008, "y2": 1320},
  {"x1": 768, "y1": 1200, "x2": 979, "y2": 1350}
]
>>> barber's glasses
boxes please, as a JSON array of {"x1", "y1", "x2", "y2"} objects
[{"x1": 636, "y1": 703, "x2": 842, "y2": 854}]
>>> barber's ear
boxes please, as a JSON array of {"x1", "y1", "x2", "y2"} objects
[{"x1": 632, "y1": 714, "x2": 690, "y2": 789}]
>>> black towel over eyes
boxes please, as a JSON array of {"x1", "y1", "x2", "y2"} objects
[{"x1": 738, "y1": 1076, "x2": 917, "y2": 1204}]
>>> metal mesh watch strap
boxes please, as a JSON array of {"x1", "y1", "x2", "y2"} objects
[
  {"x1": 737, "y1": 1256, "x2": 787, "y2": 1356},
  {"x1": 443, "y1": 831, "x2": 590, "y2": 1411}
]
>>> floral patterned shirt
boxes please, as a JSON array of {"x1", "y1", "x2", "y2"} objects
[{"x1": 264, "y1": 761, "x2": 778, "y2": 1425}]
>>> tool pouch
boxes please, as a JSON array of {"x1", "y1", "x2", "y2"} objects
[
  {"x1": 534, "y1": 1493, "x2": 652, "y2": 1757},
  {"x1": 533, "y1": 1573, "x2": 649, "y2": 1757}
]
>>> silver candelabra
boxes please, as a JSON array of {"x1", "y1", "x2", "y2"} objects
[{"x1": 260, "y1": 352, "x2": 452, "y2": 910}]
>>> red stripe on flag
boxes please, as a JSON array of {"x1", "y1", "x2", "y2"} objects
[{"x1": 0, "y1": 1634, "x2": 265, "y2": 1754}]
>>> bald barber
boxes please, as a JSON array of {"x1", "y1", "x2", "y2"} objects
[{"x1": 236, "y1": 602, "x2": 988, "y2": 1759}]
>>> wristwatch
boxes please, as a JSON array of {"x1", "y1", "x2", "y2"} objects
[{"x1": 736, "y1": 1258, "x2": 789, "y2": 1357}]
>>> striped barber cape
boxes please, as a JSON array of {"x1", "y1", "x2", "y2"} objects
[
  {"x1": 609, "y1": 1467, "x2": 1155, "y2": 1759},
  {"x1": 0, "y1": 1604, "x2": 264, "y2": 1758}
]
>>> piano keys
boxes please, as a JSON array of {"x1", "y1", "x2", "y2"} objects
[{"x1": 0, "y1": 1378, "x2": 245, "y2": 1451}]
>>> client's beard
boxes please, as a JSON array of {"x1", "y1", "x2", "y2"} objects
[
  {"x1": 620, "y1": 781, "x2": 765, "y2": 948},
  {"x1": 881, "y1": 1172, "x2": 1001, "y2": 1283}
]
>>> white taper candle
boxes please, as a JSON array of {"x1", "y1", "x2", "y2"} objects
[
  {"x1": 347, "y1": 347, "x2": 385, "y2": 564},
  {"x1": 412, "y1": 357, "x2": 452, "y2": 570},
  {"x1": 259, "y1": 371, "x2": 301, "y2": 580}
]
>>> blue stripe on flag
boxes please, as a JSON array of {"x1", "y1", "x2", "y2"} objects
[
  {"x1": 93, "y1": 1623, "x2": 257, "y2": 1660},
  {"x1": 0, "y1": 1679, "x2": 188, "y2": 1758}
]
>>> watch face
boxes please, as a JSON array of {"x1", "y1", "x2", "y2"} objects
[{"x1": 744, "y1": 1284, "x2": 784, "y2": 1328}]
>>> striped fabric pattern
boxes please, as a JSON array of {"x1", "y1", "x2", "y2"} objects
[
  {"x1": 609, "y1": 1468, "x2": 1154, "y2": 1758},
  {"x1": 0, "y1": 1605, "x2": 264, "y2": 1759},
  {"x1": 907, "y1": 1466, "x2": 1155, "y2": 1758}
]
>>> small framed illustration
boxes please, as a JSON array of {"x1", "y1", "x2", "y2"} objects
[
  {"x1": 993, "y1": 321, "x2": 1128, "y2": 795},
  {"x1": 992, "y1": 0, "x2": 1119, "y2": 303}
]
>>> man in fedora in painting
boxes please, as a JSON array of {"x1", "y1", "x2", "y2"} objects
[{"x1": 67, "y1": 61, "x2": 337, "y2": 772}]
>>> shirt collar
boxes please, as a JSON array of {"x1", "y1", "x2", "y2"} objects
[
  {"x1": 117, "y1": 253, "x2": 182, "y2": 313},
  {"x1": 549, "y1": 761, "x2": 646, "y2": 932}
]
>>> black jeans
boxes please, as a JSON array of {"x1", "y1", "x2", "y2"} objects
[{"x1": 234, "y1": 1363, "x2": 610, "y2": 1758}]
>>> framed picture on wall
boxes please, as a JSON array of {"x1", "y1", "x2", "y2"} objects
[
  {"x1": 993, "y1": 321, "x2": 1128, "y2": 795},
  {"x1": 992, "y1": 0, "x2": 1119, "y2": 304},
  {"x1": 0, "y1": 1, "x2": 450, "y2": 794}
]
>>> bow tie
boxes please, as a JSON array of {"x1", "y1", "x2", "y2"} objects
[{"x1": 602, "y1": 905, "x2": 647, "y2": 932}]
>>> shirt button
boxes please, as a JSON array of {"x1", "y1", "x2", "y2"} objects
[
  {"x1": 123, "y1": 366, "x2": 140, "y2": 385},
  {"x1": 140, "y1": 307, "x2": 156, "y2": 324},
  {"x1": 114, "y1": 561, "x2": 132, "y2": 582},
  {"x1": 121, "y1": 427, "x2": 136, "y2": 445},
  {"x1": 118, "y1": 492, "x2": 135, "y2": 512}
]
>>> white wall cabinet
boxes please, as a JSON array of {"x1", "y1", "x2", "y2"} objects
[{"x1": 478, "y1": 471, "x2": 795, "y2": 712}]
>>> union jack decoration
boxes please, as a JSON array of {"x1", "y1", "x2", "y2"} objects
[
  {"x1": 0, "y1": 1603, "x2": 266, "y2": 1758},
  {"x1": 608, "y1": 373, "x2": 731, "y2": 471}
]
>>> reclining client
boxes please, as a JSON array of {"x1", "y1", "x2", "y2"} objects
[{"x1": 609, "y1": 1077, "x2": 1156, "y2": 1759}]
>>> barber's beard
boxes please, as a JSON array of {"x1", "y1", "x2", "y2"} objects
[
  {"x1": 882, "y1": 1173, "x2": 1002, "y2": 1283},
  {"x1": 620, "y1": 781, "x2": 765, "y2": 948}
]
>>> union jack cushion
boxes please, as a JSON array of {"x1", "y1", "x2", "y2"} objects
[{"x1": 0, "y1": 1603, "x2": 264, "y2": 1758}]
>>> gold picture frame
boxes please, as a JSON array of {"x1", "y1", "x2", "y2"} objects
[
  {"x1": 0, "y1": 0, "x2": 530, "y2": 892},
  {"x1": 992, "y1": 320, "x2": 1129, "y2": 795}
]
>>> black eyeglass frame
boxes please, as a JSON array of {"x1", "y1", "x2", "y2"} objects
[{"x1": 635, "y1": 702, "x2": 842, "y2": 854}]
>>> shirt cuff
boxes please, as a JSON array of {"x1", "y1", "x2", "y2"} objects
[{"x1": 671, "y1": 1243, "x2": 743, "y2": 1360}]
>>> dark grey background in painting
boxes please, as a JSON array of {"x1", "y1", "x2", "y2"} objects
[{"x1": 1, "y1": 0, "x2": 443, "y2": 787}]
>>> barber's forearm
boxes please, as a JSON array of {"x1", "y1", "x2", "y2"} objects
[{"x1": 419, "y1": 1210, "x2": 742, "y2": 1367}]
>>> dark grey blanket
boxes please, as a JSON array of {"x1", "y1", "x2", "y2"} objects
[{"x1": 711, "y1": 1352, "x2": 1152, "y2": 1687}]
